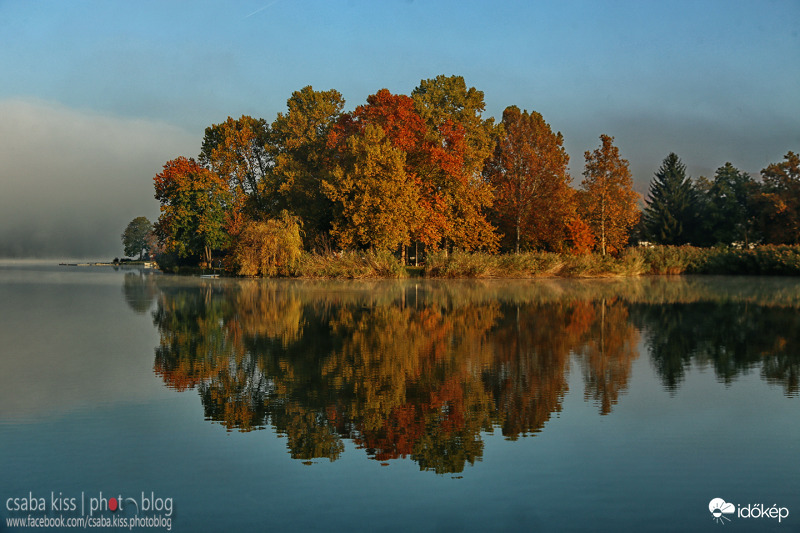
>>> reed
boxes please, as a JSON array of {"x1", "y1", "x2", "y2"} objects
[{"x1": 295, "y1": 250, "x2": 406, "y2": 279}]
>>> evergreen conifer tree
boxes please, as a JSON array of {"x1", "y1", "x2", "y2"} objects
[{"x1": 643, "y1": 153, "x2": 697, "y2": 245}]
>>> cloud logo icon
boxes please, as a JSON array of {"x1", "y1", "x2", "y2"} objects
[{"x1": 709, "y1": 498, "x2": 735, "y2": 524}]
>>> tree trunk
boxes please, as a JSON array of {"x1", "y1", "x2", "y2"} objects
[{"x1": 600, "y1": 201, "x2": 607, "y2": 256}]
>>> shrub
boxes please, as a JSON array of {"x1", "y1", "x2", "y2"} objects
[{"x1": 231, "y1": 212, "x2": 303, "y2": 277}]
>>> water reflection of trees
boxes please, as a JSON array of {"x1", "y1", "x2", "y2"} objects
[
  {"x1": 148, "y1": 277, "x2": 799, "y2": 472},
  {"x1": 633, "y1": 301, "x2": 800, "y2": 396},
  {"x1": 122, "y1": 271, "x2": 158, "y2": 314}
]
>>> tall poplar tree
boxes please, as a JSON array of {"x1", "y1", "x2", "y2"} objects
[
  {"x1": 579, "y1": 135, "x2": 640, "y2": 256},
  {"x1": 643, "y1": 153, "x2": 697, "y2": 245}
]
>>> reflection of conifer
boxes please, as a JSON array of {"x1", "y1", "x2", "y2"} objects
[{"x1": 635, "y1": 304, "x2": 697, "y2": 391}]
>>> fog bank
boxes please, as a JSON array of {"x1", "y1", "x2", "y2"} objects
[{"x1": 0, "y1": 99, "x2": 197, "y2": 258}]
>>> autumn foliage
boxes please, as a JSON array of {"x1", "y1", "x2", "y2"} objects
[
  {"x1": 148, "y1": 74, "x2": 798, "y2": 273},
  {"x1": 153, "y1": 156, "x2": 232, "y2": 265},
  {"x1": 484, "y1": 106, "x2": 573, "y2": 252},
  {"x1": 579, "y1": 135, "x2": 640, "y2": 256}
]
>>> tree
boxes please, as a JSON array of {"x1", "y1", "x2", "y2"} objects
[
  {"x1": 484, "y1": 106, "x2": 573, "y2": 252},
  {"x1": 153, "y1": 157, "x2": 232, "y2": 265},
  {"x1": 565, "y1": 216, "x2": 596, "y2": 254},
  {"x1": 198, "y1": 115, "x2": 273, "y2": 219},
  {"x1": 327, "y1": 89, "x2": 428, "y2": 255},
  {"x1": 643, "y1": 153, "x2": 698, "y2": 245},
  {"x1": 755, "y1": 151, "x2": 800, "y2": 244},
  {"x1": 697, "y1": 162, "x2": 758, "y2": 246},
  {"x1": 323, "y1": 124, "x2": 420, "y2": 252},
  {"x1": 411, "y1": 75, "x2": 499, "y2": 251},
  {"x1": 579, "y1": 135, "x2": 640, "y2": 256},
  {"x1": 271, "y1": 86, "x2": 346, "y2": 246},
  {"x1": 231, "y1": 211, "x2": 303, "y2": 277},
  {"x1": 121, "y1": 216, "x2": 153, "y2": 259}
]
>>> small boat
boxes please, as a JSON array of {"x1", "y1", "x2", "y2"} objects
[{"x1": 200, "y1": 274, "x2": 219, "y2": 278}]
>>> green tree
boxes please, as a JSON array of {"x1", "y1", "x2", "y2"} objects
[
  {"x1": 271, "y1": 86, "x2": 345, "y2": 246},
  {"x1": 579, "y1": 135, "x2": 640, "y2": 256},
  {"x1": 153, "y1": 157, "x2": 232, "y2": 265},
  {"x1": 643, "y1": 153, "x2": 698, "y2": 245},
  {"x1": 484, "y1": 106, "x2": 573, "y2": 252},
  {"x1": 697, "y1": 162, "x2": 759, "y2": 246},
  {"x1": 121, "y1": 216, "x2": 153, "y2": 259}
]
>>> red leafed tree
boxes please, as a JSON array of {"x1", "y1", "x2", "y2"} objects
[{"x1": 484, "y1": 106, "x2": 574, "y2": 252}]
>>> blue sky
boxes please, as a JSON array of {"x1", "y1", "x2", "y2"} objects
[{"x1": 1, "y1": 0, "x2": 798, "y2": 257}]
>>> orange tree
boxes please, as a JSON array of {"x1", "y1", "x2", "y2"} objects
[
  {"x1": 484, "y1": 106, "x2": 574, "y2": 252},
  {"x1": 755, "y1": 151, "x2": 800, "y2": 244},
  {"x1": 411, "y1": 75, "x2": 499, "y2": 251},
  {"x1": 578, "y1": 135, "x2": 640, "y2": 255}
]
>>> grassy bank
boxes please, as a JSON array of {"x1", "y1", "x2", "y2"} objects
[
  {"x1": 636, "y1": 245, "x2": 800, "y2": 276},
  {"x1": 422, "y1": 245, "x2": 800, "y2": 278},
  {"x1": 160, "y1": 245, "x2": 800, "y2": 278},
  {"x1": 293, "y1": 250, "x2": 407, "y2": 279}
]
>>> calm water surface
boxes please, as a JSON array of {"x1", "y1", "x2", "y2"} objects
[{"x1": 1, "y1": 262, "x2": 798, "y2": 532}]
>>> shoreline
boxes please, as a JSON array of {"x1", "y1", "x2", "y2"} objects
[{"x1": 52, "y1": 244, "x2": 800, "y2": 279}]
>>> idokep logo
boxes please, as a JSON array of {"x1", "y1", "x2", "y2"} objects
[
  {"x1": 709, "y1": 497, "x2": 790, "y2": 525},
  {"x1": 709, "y1": 498, "x2": 735, "y2": 524}
]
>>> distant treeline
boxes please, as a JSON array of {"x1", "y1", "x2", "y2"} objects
[{"x1": 123, "y1": 74, "x2": 799, "y2": 275}]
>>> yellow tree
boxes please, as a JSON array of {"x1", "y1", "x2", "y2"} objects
[
  {"x1": 484, "y1": 106, "x2": 573, "y2": 252},
  {"x1": 271, "y1": 86, "x2": 345, "y2": 245},
  {"x1": 199, "y1": 116, "x2": 271, "y2": 199},
  {"x1": 579, "y1": 135, "x2": 640, "y2": 255},
  {"x1": 411, "y1": 75, "x2": 499, "y2": 251},
  {"x1": 322, "y1": 124, "x2": 419, "y2": 252}
]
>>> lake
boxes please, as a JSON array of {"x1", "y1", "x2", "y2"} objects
[{"x1": 1, "y1": 262, "x2": 798, "y2": 532}]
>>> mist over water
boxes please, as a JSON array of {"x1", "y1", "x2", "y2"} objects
[{"x1": 0, "y1": 99, "x2": 196, "y2": 259}]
